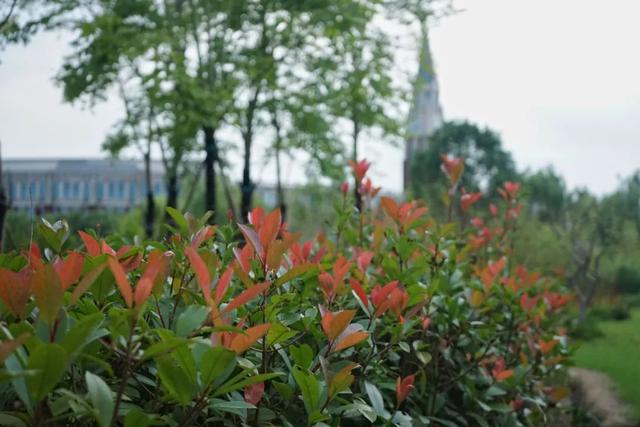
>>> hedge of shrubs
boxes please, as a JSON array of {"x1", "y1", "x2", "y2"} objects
[{"x1": 0, "y1": 158, "x2": 572, "y2": 426}]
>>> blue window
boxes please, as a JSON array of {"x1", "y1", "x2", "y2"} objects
[
  {"x1": 63, "y1": 181, "x2": 71, "y2": 199},
  {"x1": 96, "y1": 182, "x2": 104, "y2": 201},
  {"x1": 118, "y1": 181, "x2": 125, "y2": 200},
  {"x1": 129, "y1": 182, "x2": 137, "y2": 202},
  {"x1": 72, "y1": 182, "x2": 80, "y2": 199},
  {"x1": 20, "y1": 182, "x2": 27, "y2": 200},
  {"x1": 52, "y1": 181, "x2": 59, "y2": 200},
  {"x1": 39, "y1": 179, "x2": 46, "y2": 201},
  {"x1": 108, "y1": 182, "x2": 116, "y2": 199},
  {"x1": 154, "y1": 182, "x2": 163, "y2": 195},
  {"x1": 83, "y1": 181, "x2": 90, "y2": 201}
]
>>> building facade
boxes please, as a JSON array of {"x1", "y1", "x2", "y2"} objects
[
  {"x1": 3, "y1": 158, "x2": 165, "y2": 213},
  {"x1": 404, "y1": 32, "x2": 444, "y2": 191}
]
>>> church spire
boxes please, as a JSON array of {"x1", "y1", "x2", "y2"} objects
[{"x1": 404, "y1": 29, "x2": 444, "y2": 192}]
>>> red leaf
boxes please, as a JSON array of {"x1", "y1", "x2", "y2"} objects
[
  {"x1": 259, "y1": 209, "x2": 282, "y2": 249},
  {"x1": 223, "y1": 282, "x2": 270, "y2": 314},
  {"x1": 31, "y1": 264, "x2": 64, "y2": 326},
  {"x1": 134, "y1": 252, "x2": 170, "y2": 307},
  {"x1": 0, "y1": 333, "x2": 29, "y2": 364},
  {"x1": 349, "y1": 278, "x2": 368, "y2": 308},
  {"x1": 238, "y1": 224, "x2": 264, "y2": 261},
  {"x1": 539, "y1": 339, "x2": 558, "y2": 354},
  {"x1": 228, "y1": 323, "x2": 270, "y2": 354},
  {"x1": 107, "y1": 256, "x2": 132, "y2": 308},
  {"x1": 334, "y1": 326, "x2": 368, "y2": 352},
  {"x1": 396, "y1": 374, "x2": 416, "y2": 406},
  {"x1": 321, "y1": 309, "x2": 356, "y2": 341},
  {"x1": 0, "y1": 268, "x2": 32, "y2": 318},
  {"x1": 70, "y1": 263, "x2": 106, "y2": 304},
  {"x1": 215, "y1": 267, "x2": 234, "y2": 304},
  {"x1": 54, "y1": 251, "x2": 84, "y2": 290},
  {"x1": 185, "y1": 246, "x2": 212, "y2": 304},
  {"x1": 191, "y1": 225, "x2": 215, "y2": 248},
  {"x1": 78, "y1": 231, "x2": 100, "y2": 257},
  {"x1": 244, "y1": 382, "x2": 265, "y2": 405},
  {"x1": 380, "y1": 196, "x2": 399, "y2": 220}
]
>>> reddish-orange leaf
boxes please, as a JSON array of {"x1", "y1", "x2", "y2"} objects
[
  {"x1": 101, "y1": 240, "x2": 116, "y2": 256},
  {"x1": 259, "y1": 209, "x2": 281, "y2": 249},
  {"x1": 396, "y1": 374, "x2": 416, "y2": 406},
  {"x1": 0, "y1": 333, "x2": 29, "y2": 364},
  {"x1": 539, "y1": 339, "x2": 558, "y2": 354},
  {"x1": 244, "y1": 382, "x2": 265, "y2": 405},
  {"x1": 107, "y1": 256, "x2": 133, "y2": 308},
  {"x1": 266, "y1": 240, "x2": 286, "y2": 272},
  {"x1": 334, "y1": 330, "x2": 368, "y2": 352},
  {"x1": 214, "y1": 267, "x2": 234, "y2": 304},
  {"x1": 134, "y1": 277, "x2": 154, "y2": 308},
  {"x1": 228, "y1": 323, "x2": 271, "y2": 354},
  {"x1": 54, "y1": 251, "x2": 84, "y2": 290},
  {"x1": 70, "y1": 263, "x2": 106, "y2": 304},
  {"x1": 31, "y1": 264, "x2": 64, "y2": 326},
  {"x1": 349, "y1": 278, "x2": 368, "y2": 308},
  {"x1": 223, "y1": 281, "x2": 270, "y2": 314},
  {"x1": 323, "y1": 309, "x2": 356, "y2": 341},
  {"x1": 78, "y1": 231, "x2": 100, "y2": 257},
  {"x1": 185, "y1": 246, "x2": 212, "y2": 303},
  {"x1": 238, "y1": 224, "x2": 264, "y2": 261},
  {"x1": 0, "y1": 268, "x2": 32, "y2": 319},
  {"x1": 380, "y1": 196, "x2": 399, "y2": 220},
  {"x1": 191, "y1": 225, "x2": 215, "y2": 248},
  {"x1": 494, "y1": 369, "x2": 514, "y2": 381}
]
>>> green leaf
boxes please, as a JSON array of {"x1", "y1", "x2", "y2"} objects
[
  {"x1": 290, "y1": 344, "x2": 314, "y2": 370},
  {"x1": 273, "y1": 381, "x2": 294, "y2": 401},
  {"x1": 27, "y1": 343, "x2": 68, "y2": 402},
  {"x1": 274, "y1": 263, "x2": 317, "y2": 287},
  {"x1": 364, "y1": 381, "x2": 386, "y2": 418},
  {"x1": 124, "y1": 408, "x2": 153, "y2": 427},
  {"x1": 176, "y1": 305, "x2": 209, "y2": 338},
  {"x1": 61, "y1": 313, "x2": 106, "y2": 356},
  {"x1": 200, "y1": 347, "x2": 236, "y2": 387},
  {"x1": 292, "y1": 366, "x2": 322, "y2": 417},
  {"x1": 266, "y1": 323, "x2": 296, "y2": 346},
  {"x1": 85, "y1": 371, "x2": 114, "y2": 427},
  {"x1": 214, "y1": 372, "x2": 283, "y2": 397},
  {"x1": 143, "y1": 337, "x2": 191, "y2": 360},
  {"x1": 210, "y1": 398, "x2": 256, "y2": 415},
  {"x1": 166, "y1": 207, "x2": 189, "y2": 235},
  {"x1": 155, "y1": 354, "x2": 197, "y2": 405},
  {"x1": 0, "y1": 414, "x2": 27, "y2": 427}
]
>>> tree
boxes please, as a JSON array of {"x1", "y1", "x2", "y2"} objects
[
  {"x1": 312, "y1": 8, "x2": 403, "y2": 211},
  {"x1": 523, "y1": 167, "x2": 567, "y2": 223},
  {"x1": 409, "y1": 120, "x2": 519, "y2": 218}
]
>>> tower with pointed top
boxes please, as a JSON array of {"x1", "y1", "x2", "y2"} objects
[{"x1": 404, "y1": 31, "x2": 444, "y2": 192}]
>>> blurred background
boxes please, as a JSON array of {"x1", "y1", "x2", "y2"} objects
[{"x1": 1, "y1": 0, "x2": 640, "y2": 419}]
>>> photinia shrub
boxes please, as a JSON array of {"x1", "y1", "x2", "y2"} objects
[{"x1": 0, "y1": 158, "x2": 572, "y2": 426}]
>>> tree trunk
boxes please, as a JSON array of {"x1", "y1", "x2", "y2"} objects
[
  {"x1": 143, "y1": 151, "x2": 155, "y2": 238},
  {"x1": 203, "y1": 125, "x2": 218, "y2": 222},
  {"x1": 352, "y1": 120, "x2": 362, "y2": 211},
  {"x1": 0, "y1": 142, "x2": 7, "y2": 250},
  {"x1": 272, "y1": 114, "x2": 286, "y2": 220},
  {"x1": 216, "y1": 158, "x2": 238, "y2": 222},
  {"x1": 240, "y1": 138, "x2": 254, "y2": 222},
  {"x1": 240, "y1": 90, "x2": 259, "y2": 222},
  {"x1": 166, "y1": 172, "x2": 179, "y2": 212}
]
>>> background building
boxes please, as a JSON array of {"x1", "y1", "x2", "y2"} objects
[
  {"x1": 3, "y1": 158, "x2": 165, "y2": 213},
  {"x1": 404, "y1": 32, "x2": 444, "y2": 191}
]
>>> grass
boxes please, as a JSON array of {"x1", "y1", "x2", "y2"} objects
[{"x1": 574, "y1": 309, "x2": 640, "y2": 419}]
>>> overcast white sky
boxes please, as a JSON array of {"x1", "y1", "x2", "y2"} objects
[{"x1": 1, "y1": 0, "x2": 639, "y2": 195}]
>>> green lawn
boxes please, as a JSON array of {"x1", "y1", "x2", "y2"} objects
[{"x1": 574, "y1": 309, "x2": 640, "y2": 418}]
